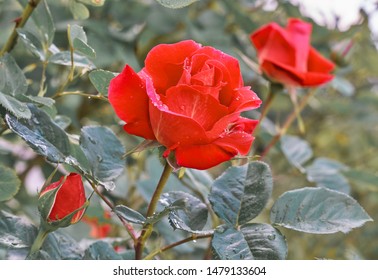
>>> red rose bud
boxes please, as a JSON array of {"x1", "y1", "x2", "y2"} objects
[
  {"x1": 250, "y1": 18, "x2": 335, "y2": 87},
  {"x1": 38, "y1": 173, "x2": 87, "y2": 227},
  {"x1": 108, "y1": 40, "x2": 262, "y2": 170}
]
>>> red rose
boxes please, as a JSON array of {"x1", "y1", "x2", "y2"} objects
[
  {"x1": 250, "y1": 18, "x2": 335, "y2": 87},
  {"x1": 109, "y1": 40, "x2": 261, "y2": 170},
  {"x1": 39, "y1": 173, "x2": 86, "y2": 224}
]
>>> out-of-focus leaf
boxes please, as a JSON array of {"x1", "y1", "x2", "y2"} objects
[
  {"x1": 0, "y1": 54, "x2": 28, "y2": 97},
  {"x1": 17, "y1": 29, "x2": 45, "y2": 60},
  {"x1": 155, "y1": 0, "x2": 199, "y2": 9},
  {"x1": 281, "y1": 135, "x2": 313, "y2": 172},
  {"x1": 80, "y1": 126, "x2": 125, "y2": 182},
  {"x1": 0, "y1": 165, "x2": 21, "y2": 202},
  {"x1": 41, "y1": 231, "x2": 83, "y2": 260},
  {"x1": 31, "y1": 0, "x2": 55, "y2": 47},
  {"x1": 240, "y1": 223, "x2": 287, "y2": 260},
  {"x1": 70, "y1": 0, "x2": 90, "y2": 20},
  {"x1": 48, "y1": 51, "x2": 95, "y2": 69},
  {"x1": 270, "y1": 187, "x2": 373, "y2": 234},
  {"x1": 78, "y1": 0, "x2": 106, "y2": 6},
  {"x1": 5, "y1": 104, "x2": 71, "y2": 163},
  {"x1": 83, "y1": 241, "x2": 122, "y2": 260},
  {"x1": 212, "y1": 225, "x2": 254, "y2": 260},
  {"x1": 22, "y1": 95, "x2": 55, "y2": 107},
  {"x1": 88, "y1": 69, "x2": 117, "y2": 96},
  {"x1": 332, "y1": 76, "x2": 355, "y2": 97},
  {"x1": 54, "y1": 115, "x2": 71, "y2": 130},
  {"x1": 344, "y1": 169, "x2": 378, "y2": 187},
  {"x1": 114, "y1": 205, "x2": 146, "y2": 225},
  {"x1": 0, "y1": 211, "x2": 37, "y2": 259},
  {"x1": 0, "y1": 92, "x2": 31, "y2": 119},
  {"x1": 209, "y1": 161, "x2": 273, "y2": 226},
  {"x1": 69, "y1": 25, "x2": 96, "y2": 59},
  {"x1": 160, "y1": 191, "x2": 209, "y2": 233},
  {"x1": 306, "y1": 157, "x2": 351, "y2": 194}
]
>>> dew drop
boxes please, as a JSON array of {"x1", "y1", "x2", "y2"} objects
[
  {"x1": 97, "y1": 155, "x2": 103, "y2": 162},
  {"x1": 32, "y1": 118, "x2": 40, "y2": 125},
  {"x1": 192, "y1": 240, "x2": 197, "y2": 243},
  {"x1": 267, "y1": 234, "x2": 276, "y2": 241}
]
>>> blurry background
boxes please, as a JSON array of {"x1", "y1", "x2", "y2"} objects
[{"x1": 0, "y1": 0, "x2": 377, "y2": 259}]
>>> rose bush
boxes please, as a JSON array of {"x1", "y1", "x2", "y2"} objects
[
  {"x1": 109, "y1": 40, "x2": 261, "y2": 170},
  {"x1": 38, "y1": 173, "x2": 86, "y2": 224},
  {"x1": 250, "y1": 18, "x2": 335, "y2": 87}
]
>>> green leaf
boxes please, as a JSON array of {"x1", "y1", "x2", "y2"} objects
[
  {"x1": 78, "y1": 0, "x2": 106, "y2": 6},
  {"x1": 344, "y1": 169, "x2": 378, "y2": 187},
  {"x1": 80, "y1": 126, "x2": 125, "y2": 182},
  {"x1": 281, "y1": 135, "x2": 313, "y2": 172},
  {"x1": 0, "y1": 53, "x2": 28, "y2": 96},
  {"x1": 209, "y1": 161, "x2": 273, "y2": 226},
  {"x1": 0, "y1": 92, "x2": 31, "y2": 119},
  {"x1": 83, "y1": 241, "x2": 122, "y2": 260},
  {"x1": 155, "y1": 0, "x2": 199, "y2": 9},
  {"x1": 0, "y1": 210, "x2": 37, "y2": 258},
  {"x1": 21, "y1": 95, "x2": 55, "y2": 107},
  {"x1": 114, "y1": 205, "x2": 146, "y2": 225},
  {"x1": 31, "y1": 0, "x2": 55, "y2": 47},
  {"x1": 306, "y1": 157, "x2": 349, "y2": 173},
  {"x1": 212, "y1": 225, "x2": 254, "y2": 260},
  {"x1": 0, "y1": 165, "x2": 21, "y2": 202},
  {"x1": 332, "y1": 76, "x2": 355, "y2": 97},
  {"x1": 49, "y1": 51, "x2": 95, "y2": 69},
  {"x1": 5, "y1": 104, "x2": 71, "y2": 163},
  {"x1": 160, "y1": 191, "x2": 209, "y2": 233},
  {"x1": 240, "y1": 223, "x2": 287, "y2": 260},
  {"x1": 270, "y1": 187, "x2": 373, "y2": 234},
  {"x1": 70, "y1": 0, "x2": 90, "y2": 20},
  {"x1": 17, "y1": 29, "x2": 46, "y2": 60},
  {"x1": 69, "y1": 25, "x2": 96, "y2": 59},
  {"x1": 41, "y1": 231, "x2": 83, "y2": 260},
  {"x1": 88, "y1": 70, "x2": 117, "y2": 96},
  {"x1": 54, "y1": 115, "x2": 71, "y2": 130}
]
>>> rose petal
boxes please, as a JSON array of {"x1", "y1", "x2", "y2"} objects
[
  {"x1": 48, "y1": 173, "x2": 86, "y2": 222},
  {"x1": 145, "y1": 40, "x2": 201, "y2": 94},
  {"x1": 163, "y1": 85, "x2": 228, "y2": 130},
  {"x1": 175, "y1": 131, "x2": 254, "y2": 170},
  {"x1": 307, "y1": 47, "x2": 335, "y2": 73},
  {"x1": 287, "y1": 18, "x2": 312, "y2": 72},
  {"x1": 228, "y1": 87, "x2": 262, "y2": 113},
  {"x1": 251, "y1": 24, "x2": 296, "y2": 68},
  {"x1": 140, "y1": 71, "x2": 209, "y2": 148},
  {"x1": 108, "y1": 65, "x2": 155, "y2": 139}
]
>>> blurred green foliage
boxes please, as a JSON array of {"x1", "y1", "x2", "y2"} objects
[{"x1": 0, "y1": 0, "x2": 377, "y2": 259}]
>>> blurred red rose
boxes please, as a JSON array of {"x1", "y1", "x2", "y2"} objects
[
  {"x1": 82, "y1": 213, "x2": 112, "y2": 239},
  {"x1": 250, "y1": 18, "x2": 335, "y2": 87},
  {"x1": 109, "y1": 40, "x2": 261, "y2": 170},
  {"x1": 39, "y1": 173, "x2": 86, "y2": 224}
]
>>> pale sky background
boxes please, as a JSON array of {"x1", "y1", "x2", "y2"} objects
[{"x1": 260, "y1": 0, "x2": 378, "y2": 39}]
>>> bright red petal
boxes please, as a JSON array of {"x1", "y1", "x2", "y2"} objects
[
  {"x1": 228, "y1": 87, "x2": 262, "y2": 113},
  {"x1": 287, "y1": 18, "x2": 312, "y2": 72},
  {"x1": 307, "y1": 47, "x2": 335, "y2": 73},
  {"x1": 163, "y1": 85, "x2": 228, "y2": 131},
  {"x1": 302, "y1": 72, "x2": 334, "y2": 86},
  {"x1": 48, "y1": 173, "x2": 86, "y2": 222},
  {"x1": 108, "y1": 65, "x2": 155, "y2": 140},
  {"x1": 140, "y1": 71, "x2": 209, "y2": 149},
  {"x1": 260, "y1": 60, "x2": 305, "y2": 86},
  {"x1": 145, "y1": 40, "x2": 201, "y2": 94},
  {"x1": 175, "y1": 130, "x2": 255, "y2": 170}
]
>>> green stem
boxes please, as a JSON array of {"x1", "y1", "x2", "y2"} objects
[
  {"x1": 52, "y1": 91, "x2": 108, "y2": 101},
  {"x1": 0, "y1": 0, "x2": 42, "y2": 56},
  {"x1": 260, "y1": 88, "x2": 317, "y2": 159},
  {"x1": 135, "y1": 162, "x2": 173, "y2": 260},
  {"x1": 27, "y1": 225, "x2": 50, "y2": 259},
  {"x1": 85, "y1": 176, "x2": 137, "y2": 242},
  {"x1": 143, "y1": 233, "x2": 213, "y2": 260}
]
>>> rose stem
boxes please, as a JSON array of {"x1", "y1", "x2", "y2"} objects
[
  {"x1": 143, "y1": 233, "x2": 213, "y2": 260},
  {"x1": 260, "y1": 88, "x2": 317, "y2": 159},
  {"x1": 135, "y1": 162, "x2": 173, "y2": 260},
  {"x1": 27, "y1": 225, "x2": 50, "y2": 259},
  {"x1": 85, "y1": 176, "x2": 137, "y2": 242},
  {"x1": 0, "y1": 0, "x2": 42, "y2": 56}
]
